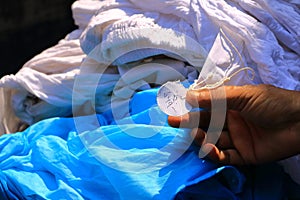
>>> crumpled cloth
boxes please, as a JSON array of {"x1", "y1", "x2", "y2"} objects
[
  {"x1": 0, "y1": 0, "x2": 300, "y2": 189},
  {"x1": 1, "y1": 0, "x2": 299, "y2": 131},
  {"x1": 1, "y1": 0, "x2": 299, "y2": 133},
  {"x1": 81, "y1": 0, "x2": 300, "y2": 88},
  {"x1": 0, "y1": 88, "x2": 299, "y2": 199}
]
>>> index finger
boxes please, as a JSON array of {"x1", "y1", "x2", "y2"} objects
[{"x1": 186, "y1": 85, "x2": 255, "y2": 111}]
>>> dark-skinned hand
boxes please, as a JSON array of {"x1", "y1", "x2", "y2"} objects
[{"x1": 168, "y1": 84, "x2": 300, "y2": 165}]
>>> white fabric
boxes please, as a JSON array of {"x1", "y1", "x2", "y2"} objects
[
  {"x1": 79, "y1": 0, "x2": 299, "y2": 89},
  {"x1": 22, "y1": 30, "x2": 85, "y2": 74},
  {"x1": 80, "y1": 2, "x2": 206, "y2": 66},
  {"x1": 236, "y1": 0, "x2": 300, "y2": 54},
  {"x1": 0, "y1": 0, "x2": 299, "y2": 184},
  {"x1": 71, "y1": 0, "x2": 105, "y2": 30}
]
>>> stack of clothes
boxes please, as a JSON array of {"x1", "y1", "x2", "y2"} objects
[{"x1": 0, "y1": 0, "x2": 299, "y2": 199}]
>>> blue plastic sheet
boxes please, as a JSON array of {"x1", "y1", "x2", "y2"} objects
[{"x1": 0, "y1": 88, "x2": 298, "y2": 199}]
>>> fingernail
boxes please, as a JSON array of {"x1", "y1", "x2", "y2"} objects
[
  {"x1": 198, "y1": 144, "x2": 212, "y2": 158},
  {"x1": 167, "y1": 116, "x2": 181, "y2": 128}
]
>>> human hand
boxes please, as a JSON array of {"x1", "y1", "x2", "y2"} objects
[{"x1": 168, "y1": 84, "x2": 300, "y2": 165}]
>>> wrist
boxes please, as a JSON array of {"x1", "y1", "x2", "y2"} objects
[
  {"x1": 292, "y1": 122, "x2": 300, "y2": 154},
  {"x1": 290, "y1": 90, "x2": 300, "y2": 122},
  {"x1": 287, "y1": 90, "x2": 300, "y2": 154},
  {"x1": 278, "y1": 87, "x2": 300, "y2": 123}
]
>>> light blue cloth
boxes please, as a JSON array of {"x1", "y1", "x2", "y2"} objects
[{"x1": 0, "y1": 88, "x2": 298, "y2": 199}]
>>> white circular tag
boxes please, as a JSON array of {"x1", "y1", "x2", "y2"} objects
[{"x1": 156, "y1": 81, "x2": 192, "y2": 116}]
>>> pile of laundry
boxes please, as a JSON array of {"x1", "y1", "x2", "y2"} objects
[{"x1": 0, "y1": 0, "x2": 299, "y2": 199}]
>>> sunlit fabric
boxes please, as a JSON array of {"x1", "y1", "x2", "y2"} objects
[{"x1": 0, "y1": 89, "x2": 298, "y2": 199}]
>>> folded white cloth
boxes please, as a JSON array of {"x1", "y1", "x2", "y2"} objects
[
  {"x1": 237, "y1": 0, "x2": 300, "y2": 54},
  {"x1": 71, "y1": 0, "x2": 105, "y2": 30},
  {"x1": 22, "y1": 30, "x2": 85, "y2": 74},
  {"x1": 80, "y1": 0, "x2": 299, "y2": 89},
  {"x1": 0, "y1": 29, "x2": 84, "y2": 133},
  {"x1": 80, "y1": 2, "x2": 206, "y2": 66}
]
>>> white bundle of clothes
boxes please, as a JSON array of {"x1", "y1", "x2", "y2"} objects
[{"x1": 0, "y1": 0, "x2": 299, "y2": 185}]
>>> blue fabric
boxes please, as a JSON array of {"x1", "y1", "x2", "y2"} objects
[{"x1": 0, "y1": 88, "x2": 298, "y2": 199}]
